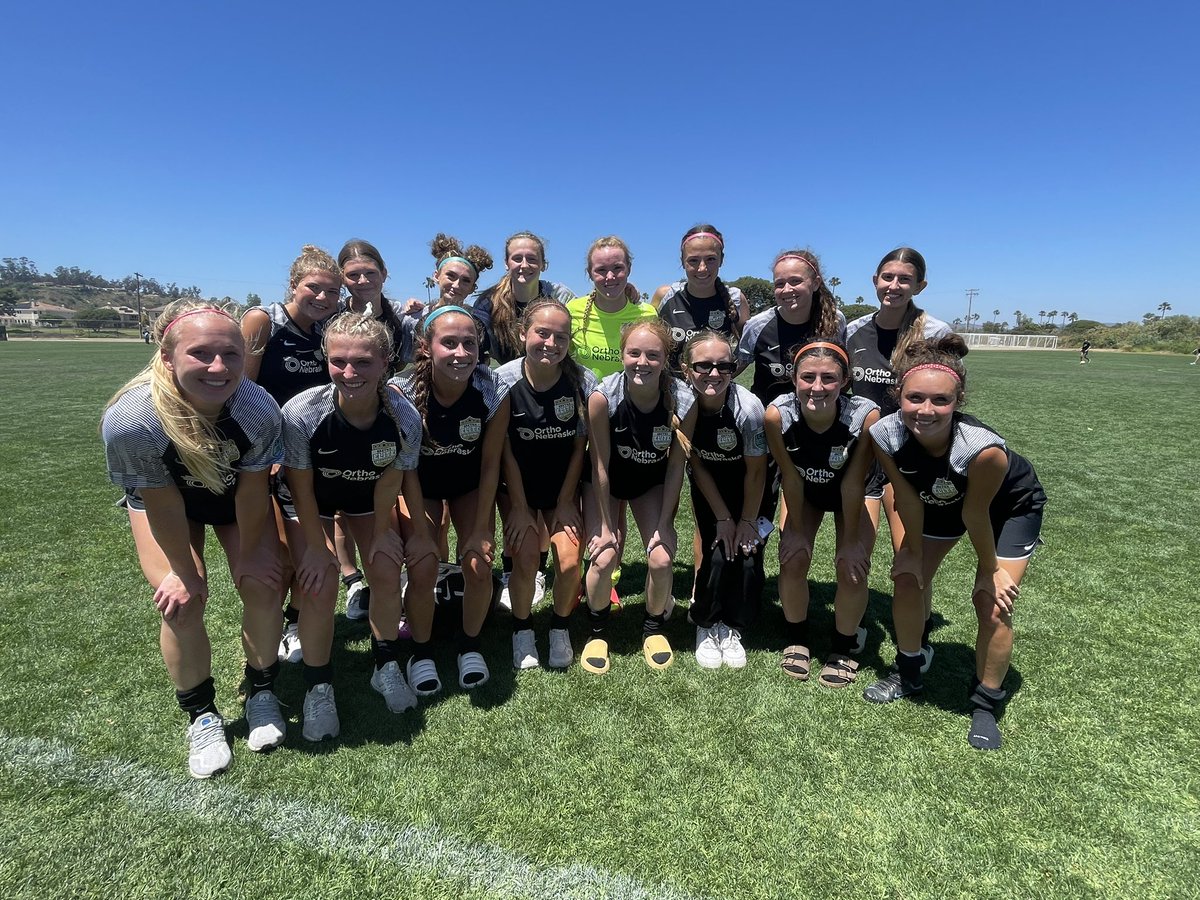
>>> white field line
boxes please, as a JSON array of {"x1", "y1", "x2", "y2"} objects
[{"x1": 1, "y1": 731, "x2": 709, "y2": 900}]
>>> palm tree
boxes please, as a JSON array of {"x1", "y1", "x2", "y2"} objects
[
  {"x1": 953, "y1": 317, "x2": 963, "y2": 329},
  {"x1": 423, "y1": 276, "x2": 436, "y2": 302},
  {"x1": 1158, "y1": 301, "x2": 1172, "y2": 319},
  {"x1": 1068, "y1": 312, "x2": 1078, "y2": 326},
  {"x1": 1060, "y1": 310, "x2": 1069, "y2": 328},
  {"x1": 992, "y1": 308, "x2": 1000, "y2": 326},
  {"x1": 1047, "y1": 310, "x2": 1059, "y2": 327},
  {"x1": 1038, "y1": 310, "x2": 1046, "y2": 324}
]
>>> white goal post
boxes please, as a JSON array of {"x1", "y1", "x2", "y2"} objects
[{"x1": 957, "y1": 332, "x2": 1060, "y2": 349}]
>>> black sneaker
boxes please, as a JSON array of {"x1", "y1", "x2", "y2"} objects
[
  {"x1": 863, "y1": 671, "x2": 923, "y2": 704},
  {"x1": 346, "y1": 581, "x2": 370, "y2": 621}
]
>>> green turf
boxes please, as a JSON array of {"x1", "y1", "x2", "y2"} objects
[{"x1": 1, "y1": 342, "x2": 1197, "y2": 899}]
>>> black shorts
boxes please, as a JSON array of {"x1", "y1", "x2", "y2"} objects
[{"x1": 926, "y1": 507, "x2": 1044, "y2": 560}]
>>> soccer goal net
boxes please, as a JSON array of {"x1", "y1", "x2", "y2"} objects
[{"x1": 957, "y1": 332, "x2": 1060, "y2": 349}]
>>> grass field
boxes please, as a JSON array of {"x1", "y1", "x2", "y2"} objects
[{"x1": 1, "y1": 342, "x2": 1197, "y2": 899}]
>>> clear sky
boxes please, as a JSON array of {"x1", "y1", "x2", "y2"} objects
[{"x1": 3, "y1": 2, "x2": 1196, "y2": 326}]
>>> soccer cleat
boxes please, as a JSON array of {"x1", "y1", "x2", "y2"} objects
[
  {"x1": 370, "y1": 661, "x2": 418, "y2": 713},
  {"x1": 512, "y1": 630, "x2": 540, "y2": 670},
  {"x1": 852, "y1": 626, "x2": 867, "y2": 655},
  {"x1": 920, "y1": 643, "x2": 934, "y2": 674},
  {"x1": 186, "y1": 714, "x2": 232, "y2": 779},
  {"x1": 694, "y1": 625, "x2": 722, "y2": 669},
  {"x1": 345, "y1": 580, "x2": 370, "y2": 621},
  {"x1": 245, "y1": 690, "x2": 286, "y2": 752},
  {"x1": 277, "y1": 623, "x2": 303, "y2": 664},
  {"x1": 548, "y1": 628, "x2": 573, "y2": 669},
  {"x1": 531, "y1": 571, "x2": 547, "y2": 606},
  {"x1": 301, "y1": 683, "x2": 340, "y2": 742},
  {"x1": 863, "y1": 671, "x2": 923, "y2": 704},
  {"x1": 498, "y1": 572, "x2": 512, "y2": 611},
  {"x1": 718, "y1": 624, "x2": 747, "y2": 669}
]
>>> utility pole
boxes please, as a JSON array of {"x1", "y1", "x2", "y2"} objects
[
  {"x1": 134, "y1": 272, "x2": 144, "y2": 330},
  {"x1": 965, "y1": 288, "x2": 980, "y2": 331}
]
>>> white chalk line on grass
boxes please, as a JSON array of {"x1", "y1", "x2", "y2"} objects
[{"x1": 0, "y1": 731, "x2": 709, "y2": 900}]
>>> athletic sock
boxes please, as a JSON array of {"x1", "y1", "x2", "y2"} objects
[
  {"x1": 829, "y1": 626, "x2": 858, "y2": 655},
  {"x1": 302, "y1": 662, "x2": 333, "y2": 688},
  {"x1": 785, "y1": 618, "x2": 810, "y2": 647},
  {"x1": 539, "y1": 551, "x2": 549, "y2": 571},
  {"x1": 371, "y1": 635, "x2": 399, "y2": 669},
  {"x1": 283, "y1": 604, "x2": 300, "y2": 626},
  {"x1": 176, "y1": 677, "x2": 218, "y2": 723},
  {"x1": 458, "y1": 631, "x2": 482, "y2": 654},
  {"x1": 587, "y1": 602, "x2": 611, "y2": 636},
  {"x1": 342, "y1": 571, "x2": 364, "y2": 589},
  {"x1": 968, "y1": 679, "x2": 1007, "y2": 750},
  {"x1": 922, "y1": 616, "x2": 933, "y2": 646},
  {"x1": 897, "y1": 650, "x2": 924, "y2": 684},
  {"x1": 550, "y1": 612, "x2": 572, "y2": 630},
  {"x1": 244, "y1": 661, "x2": 279, "y2": 698},
  {"x1": 410, "y1": 639, "x2": 434, "y2": 663},
  {"x1": 512, "y1": 614, "x2": 533, "y2": 634},
  {"x1": 642, "y1": 610, "x2": 667, "y2": 638},
  {"x1": 501, "y1": 554, "x2": 514, "y2": 576}
]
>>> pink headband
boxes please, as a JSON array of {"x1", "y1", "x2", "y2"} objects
[
  {"x1": 905, "y1": 363, "x2": 962, "y2": 384},
  {"x1": 682, "y1": 232, "x2": 723, "y2": 248},
  {"x1": 162, "y1": 308, "x2": 237, "y2": 336},
  {"x1": 775, "y1": 254, "x2": 820, "y2": 276}
]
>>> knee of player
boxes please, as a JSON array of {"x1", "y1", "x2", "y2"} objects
[{"x1": 648, "y1": 545, "x2": 674, "y2": 571}]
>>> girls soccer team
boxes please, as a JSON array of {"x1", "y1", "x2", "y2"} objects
[{"x1": 103, "y1": 231, "x2": 1046, "y2": 778}]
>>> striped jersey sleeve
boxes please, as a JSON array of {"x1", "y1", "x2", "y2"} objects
[
  {"x1": 869, "y1": 412, "x2": 908, "y2": 457},
  {"x1": 839, "y1": 394, "x2": 880, "y2": 436},
  {"x1": 281, "y1": 384, "x2": 336, "y2": 470},
  {"x1": 731, "y1": 385, "x2": 767, "y2": 456},
  {"x1": 736, "y1": 309, "x2": 773, "y2": 367},
  {"x1": 102, "y1": 384, "x2": 174, "y2": 490},
  {"x1": 387, "y1": 388, "x2": 424, "y2": 470},
  {"x1": 225, "y1": 380, "x2": 284, "y2": 471}
]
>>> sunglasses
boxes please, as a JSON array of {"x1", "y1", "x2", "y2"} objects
[{"x1": 690, "y1": 361, "x2": 737, "y2": 375}]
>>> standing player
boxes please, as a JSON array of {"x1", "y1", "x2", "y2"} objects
[
  {"x1": 681, "y1": 331, "x2": 767, "y2": 668},
  {"x1": 393, "y1": 306, "x2": 510, "y2": 693},
  {"x1": 494, "y1": 300, "x2": 595, "y2": 669},
  {"x1": 582, "y1": 319, "x2": 698, "y2": 673},
  {"x1": 1079, "y1": 340, "x2": 1092, "y2": 364},
  {"x1": 845, "y1": 248, "x2": 952, "y2": 670},
  {"x1": 567, "y1": 236, "x2": 657, "y2": 379},
  {"x1": 102, "y1": 301, "x2": 285, "y2": 779},
  {"x1": 281, "y1": 313, "x2": 436, "y2": 739},
  {"x1": 865, "y1": 335, "x2": 1046, "y2": 750},
  {"x1": 765, "y1": 340, "x2": 880, "y2": 687},
  {"x1": 652, "y1": 224, "x2": 749, "y2": 374}
]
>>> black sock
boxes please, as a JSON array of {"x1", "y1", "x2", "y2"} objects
[
  {"x1": 342, "y1": 571, "x2": 364, "y2": 589},
  {"x1": 896, "y1": 651, "x2": 924, "y2": 684},
  {"x1": 244, "y1": 662, "x2": 279, "y2": 698},
  {"x1": 502, "y1": 554, "x2": 513, "y2": 575},
  {"x1": 458, "y1": 631, "x2": 481, "y2": 654},
  {"x1": 587, "y1": 602, "x2": 611, "y2": 636},
  {"x1": 283, "y1": 605, "x2": 299, "y2": 626},
  {"x1": 512, "y1": 614, "x2": 533, "y2": 634},
  {"x1": 922, "y1": 616, "x2": 933, "y2": 646},
  {"x1": 643, "y1": 611, "x2": 667, "y2": 638},
  {"x1": 550, "y1": 612, "x2": 572, "y2": 630},
  {"x1": 302, "y1": 662, "x2": 333, "y2": 688},
  {"x1": 176, "y1": 677, "x2": 218, "y2": 723},
  {"x1": 785, "y1": 618, "x2": 809, "y2": 647},
  {"x1": 829, "y1": 626, "x2": 858, "y2": 655},
  {"x1": 410, "y1": 640, "x2": 433, "y2": 663},
  {"x1": 539, "y1": 551, "x2": 549, "y2": 570},
  {"x1": 968, "y1": 679, "x2": 1007, "y2": 749},
  {"x1": 372, "y1": 636, "x2": 399, "y2": 669}
]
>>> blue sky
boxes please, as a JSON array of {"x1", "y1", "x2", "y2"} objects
[{"x1": 3, "y1": 2, "x2": 1196, "y2": 325}]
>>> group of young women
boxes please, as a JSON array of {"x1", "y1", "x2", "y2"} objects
[{"x1": 102, "y1": 228, "x2": 1046, "y2": 779}]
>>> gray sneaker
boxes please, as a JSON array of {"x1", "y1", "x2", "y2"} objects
[
  {"x1": 512, "y1": 630, "x2": 539, "y2": 670},
  {"x1": 302, "y1": 683, "x2": 340, "y2": 742},
  {"x1": 547, "y1": 628, "x2": 572, "y2": 669},
  {"x1": 245, "y1": 690, "x2": 286, "y2": 752},
  {"x1": 186, "y1": 713, "x2": 232, "y2": 779},
  {"x1": 345, "y1": 580, "x2": 370, "y2": 621},
  {"x1": 370, "y1": 661, "x2": 417, "y2": 713}
]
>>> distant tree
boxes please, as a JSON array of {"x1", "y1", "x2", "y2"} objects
[
  {"x1": 841, "y1": 303, "x2": 877, "y2": 322},
  {"x1": 74, "y1": 303, "x2": 122, "y2": 330},
  {"x1": 953, "y1": 317, "x2": 963, "y2": 329},
  {"x1": 245, "y1": 292, "x2": 262, "y2": 307},
  {"x1": 424, "y1": 277, "x2": 437, "y2": 302},
  {"x1": 182, "y1": 285, "x2": 203, "y2": 299},
  {"x1": 729, "y1": 276, "x2": 774, "y2": 314},
  {"x1": 1001, "y1": 321, "x2": 1010, "y2": 331},
  {"x1": 1143, "y1": 312, "x2": 1157, "y2": 324},
  {"x1": 855, "y1": 296, "x2": 865, "y2": 304},
  {"x1": 992, "y1": 308, "x2": 1000, "y2": 325},
  {"x1": 1038, "y1": 310, "x2": 1046, "y2": 323},
  {"x1": 828, "y1": 276, "x2": 842, "y2": 304},
  {"x1": 1068, "y1": 312, "x2": 1078, "y2": 325},
  {"x1": 1, "y1": 257, "x2": 40, "y2": 282},
  {"x1": 0, "y1": 285, "x2": 20, "y2": 314},
  {"x1": 1158, "y1": 302, "x2": 1172, "y2": 319}
]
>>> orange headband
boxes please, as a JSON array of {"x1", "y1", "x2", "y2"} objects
[
  {"x1": 162, "y1": 308, "x2": 237, "y2": 336},
  {"x1": 776, "y1": 254, "x2": 819, "y2": 276},
  {"x1": 905, "y1": 362, "x2": 962, "y2": 384},
  {"x1": 794, "y1": 341, "x2": 849, "y2": 366}
]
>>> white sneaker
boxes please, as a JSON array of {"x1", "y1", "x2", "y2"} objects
[
  {"x1": 302, "y1": 683, "x2": 340, "y2": 742},
  {"x1": 531, "y1": 571, "x2": 547, "y2": 606},
  {"x1": 695, "y1": 625, "x2": 722, "y2": 669},
  {"x1": 186, "y1": 713, "x2": 232, "y2": 779},
  {"x1": 345, "y1": 580, "x2": 370, "y2": 621},
  {"x1": 498, "y1": 572, "x2": 512, "y2": 611},
  {"x1": 548, "y1": 628, "x2": 572, "y2": 669},
  {"x1": 718, "y1": 624, "x2": 747, "y2": 669},
  {"x1": 512, "y1": 630, "x2": 540, "y2": 670},
  {"x1": 277, "y1": 623, "x2": 302, "y2": 664},
  {"x1": 370, "y1": 660, "x2": 418, "y2": 713},
  {"x1": 245, "y1": 690, "x2": 286, "y2": 752}
]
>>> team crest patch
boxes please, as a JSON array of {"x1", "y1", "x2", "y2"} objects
[
  {"x1": 371, "y1": 441, "x2": 397, "y2": 466},
  {"x1": 932, "y1": 476, "x2": 958, "y2": 500},
  {"x1": 459, "y1": 416, "x2": 482, "y2": 442},
  {"x1": 708, "y1": 309, "x2": 726, "y2": 329},
  {"x1": 652, "y1": 425, "x2": 672, "y2": 450},
  {"x1": 716, "y1": 427, "x2": 737, "y2": 451},
  {"x1": 219, "y1": 440, "x2": 240, "y2": 463},
  {"x1": 828, "y1": 445, "x2": 848, "y2": 470},
  {"x1": 554, "y1": 395, "x2": 575, "y2": 422}
]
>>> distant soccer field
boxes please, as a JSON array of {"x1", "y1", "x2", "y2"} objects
[{"x1": 1, "y1": 342, "x2": 1196, "y2": 900}]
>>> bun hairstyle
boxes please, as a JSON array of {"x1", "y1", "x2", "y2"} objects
[
  {"x1": 338, "y1": 238, "x2": 388, "y2": 277},
  {"x1": 892, "y1": 334, "x2": 970, "y2": 405},
  {"x1": 791, "y1": 336, "x2": 851, "y2": 385},
  {"x1": 104, "y1": 300, "x2": 245, "y2": 493},
  {"x1": 288, "y1": 244, "x2": 342, "y2": 297},
  {"x1": 771, "y1": 248, "x2": 840, "y2": 336},
  {"x1": 875, "y1": 247, "x2": 930, "y2": 367},
  {"x1": 681, "y1": 224, "x2": 741, "y2": 336},
  {"x1": 520, "y1": 298, "x2": 587, "y2": 420},
  {"x1": 478, "y1": 231, "x2": 549, "y2": 360},
  {"x1": 430, "y1": 232, "x2": 494, "y2": 278},
  {"x1": 582, "y1": 235, "x2": 634, "y2": 329}
]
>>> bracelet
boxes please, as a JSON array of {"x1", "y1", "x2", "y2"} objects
[{"x1": 716, "y1": 516, "x2": 732, "y2": 522}]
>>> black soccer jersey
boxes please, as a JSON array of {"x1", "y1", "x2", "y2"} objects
[
  {"x1": 251, "y1": 303, "x2": 330, "y2": 406},
  {"x1": 844, "y1": 310, "x2": 952, "y2": 416},
  {"x1": 736, "y1": 307, "x2": 848, "y2": 405},
  {"x1": 770, "y1": 393, "x2": 878, "y2": 513},
  {"x1": 281, "y1": 383, "x2": 422, "y2": 517},
  {"x1": 103, "y1": 380, "x2": 283, "y2": 526},
  {"x1": 593, "y1": 372, "x2": 695, "y2": 501},
  {"x1": 393, "y1": 365, "x2": 503, "y2": 501},
  {"x1": 494, "y1": 359, "x2": 597, "y2": 510},
  {"x1": 471, "y1": 280, "x2": 573, "y2": 364},
  {"x1": 689, "y1": 384, "x2": 767, "y2": 482},
  {"x1": 657, "y1": 280, "x2": 745, "y2": 374},
  {"x1": 870, "y1": 412, "x2": 1046, "y2": 538}
]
